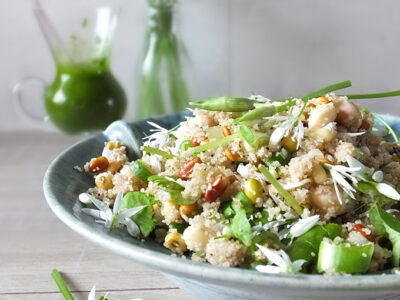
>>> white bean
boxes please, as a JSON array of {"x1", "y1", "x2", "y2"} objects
[{"x1": 308, "y1": 103, "x2": 337, "y2": 130}]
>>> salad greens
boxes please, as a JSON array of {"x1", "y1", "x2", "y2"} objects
[
  {"x1": 120, "y1": 192, "x2": 156, "y2": 237},
  {"x1": 369, "y1": 205, "x2": 400, "y2": 266},
  {"x1": 130, "y1": 159, "x2": 154, "y2": 182}
]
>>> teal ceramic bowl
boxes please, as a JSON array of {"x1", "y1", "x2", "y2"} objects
[{"x1": 44, "y1": 113, "x2": 400, "y2": 300}]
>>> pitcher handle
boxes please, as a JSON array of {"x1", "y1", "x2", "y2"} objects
[{"x1": 12, "y1": 77, "x2": 53, "y2": 130}]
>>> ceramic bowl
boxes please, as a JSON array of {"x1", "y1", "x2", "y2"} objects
[{"x1": 44, "y1": 113, "x2": 400, "y2": 300}]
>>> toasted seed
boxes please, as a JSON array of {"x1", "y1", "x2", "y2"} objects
[
  {"x1": 179, "y1": 204, "x2": 196, "y2": 216},
  {"x1": 107, "y1": 161, "x2": 122, "y2": 174},
  {"x1": 222, "y1": 126, "x2": 232, "y2": 137},
  {"x1": 89, "y1": 156, "x2": 109, "y2": 173},
  {"x1": 179, "y1": 157, "x2": 202, "y2": 180},
  {"x1": 224, "y1": 149, "x2": 240, "y2": 161}
]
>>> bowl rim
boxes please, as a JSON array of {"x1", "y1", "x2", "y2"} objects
[{"x1": 43, "y1": 114, "x2": 400, "y2": 291}]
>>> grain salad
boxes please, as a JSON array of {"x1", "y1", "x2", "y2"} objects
[{"x1": 79, "y1": 81, "x2": 400, "y2": 275}]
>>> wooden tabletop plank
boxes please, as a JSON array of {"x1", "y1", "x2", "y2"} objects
[{"x1": 0, "y1": 131, "x2": 192, "y2": 299}]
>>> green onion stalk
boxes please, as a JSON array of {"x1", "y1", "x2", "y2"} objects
[{"x1": 137, "y1": 0, "x2": 190, "y2": 119}]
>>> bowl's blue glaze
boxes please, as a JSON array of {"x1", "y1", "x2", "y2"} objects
[{"x1": 44, "y1": 113, "x2": 400, "y2": 300}]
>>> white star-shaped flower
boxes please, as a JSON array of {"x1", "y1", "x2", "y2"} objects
[
  {"x1": 80, "y1": 191, "x2": 145, "y2": 237},
  {"x1": 255, "y1": 244, "x2": 306, "y2": 274}
]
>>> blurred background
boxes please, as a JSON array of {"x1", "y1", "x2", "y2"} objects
[{"x1": 2, "y1": 0, "x2": 400, "y2": 132}]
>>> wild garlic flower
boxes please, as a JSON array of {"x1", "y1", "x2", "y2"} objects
[
  {"x1": 267, "y1": 104, "x2": 305, "y2": 149},
  {"x1": 143, "y1": 121, "x2": 178, "y2": 148},
  {"x1": 255, "y1": 244, "x2": 306, "y2": 274},
  {"x1": 80, "y1": 191, "x2": 145, "y2": 237},
  {"x1": 289, "y1": 215, "x2": 320, "y2": 238},
  {"x1": 324, "y1": 163, "x2": 360, "y2": 204},
  {"x1": 324, "y1": 156, "x2": 400, "y2": 204}
]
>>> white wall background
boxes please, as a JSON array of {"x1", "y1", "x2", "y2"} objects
[{"x1": 2, "y1": 0, "x2": 400, "y2": 131}]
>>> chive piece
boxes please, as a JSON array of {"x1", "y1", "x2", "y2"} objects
[
  {"x1": 372, "y1": 113, "x2": 399, "y2": 143},
  {"x1": 51, "y1": 269, "x2": 75, "y2": 300},
  {"x1": 179, "y1": 139, "x2": 192, "y2": 151},
  {"x1": 258, "y1": 164, "x2": 303, "y2": 215},
  {"x1": 193, "y1": 132, "x2": 240, "y2": 154},
  {"x1": 189, "y1": 96, "x2": 256, "y2": 112},
  {"x1": 342, "y1": 90, "x2": 400, "y2": 99},
  {"x1": 301, "y1": 80, "x2": 352, "y2": 101},
  {"x1": 142, "y1": 145, "x2": 175, "y2": 159},
  {"x1": 239, "y1": 125, "x2": 269, "y2": 148}
]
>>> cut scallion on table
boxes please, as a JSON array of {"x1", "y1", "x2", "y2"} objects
[
  {"x1": 259, "y1": 164, "x2": 303, "y2": 215},
  {"x1": 51, "y1": 269, "x2": 75, "y2": 300}
]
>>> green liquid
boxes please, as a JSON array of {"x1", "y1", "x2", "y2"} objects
[{"x1": 45, "y1": 61, "x2": 126, "y2": 133}]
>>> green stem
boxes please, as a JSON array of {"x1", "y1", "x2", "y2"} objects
[
  {"x1": 258, "y1": 164, "x2": 303, "y2": 215},
  {"x1": 343, "y1": 90, "x2": 400, "y2": 99},
  {"x1": 301, "y1": 80, "x2": 352, "y2": 101},
  {"x1": 193, "y1": 132, "x2": 240, "y2": 155},
  {"x1": 373, "y1": 113, "x2": 399, "y2": 143},
  {"x1": 51, "y1": 269, "x2": 75, "y2": 300},
  {"x1": 142, "y1": 145, "x2": 175, "y2": 159}
]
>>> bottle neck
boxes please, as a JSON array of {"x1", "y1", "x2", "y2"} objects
[{"x1": 148, "y1": 6, "x2": 173, "y2": 32}]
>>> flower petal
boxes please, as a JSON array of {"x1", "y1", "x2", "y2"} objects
[
  {"x1": 81, "y1": 208, "x2": 107, "y2": 220},
  {"x1": 333, "y1": 180, "x2": 344, "y2": 205},
  {"x1": 290, "y1": 215, "x2": 320, "y2": 238},
  {"x1": 124, "y1": 218, "x2": 141, "y2": 237},
  {"x1": 88, "y1": 285, "x2": 97, "y2": 300},
  {"x1": 283, "y1": 179, "x2": 311, "y2": 190},
  {"x1": 372, "y1": 171, "x2": 383, "y2": 183},
  {"x1": 256, "y1": 244, "x2": 286, "y2": 269},
  {"x1": 376, "y1": 183, "x2": 400, "y2": 200},
  {"x1": 117, "y1": 205, "x2": 146, "y2": 221},
  {"x1": 113, "y1": 191, "x2": 124, "y2": 214},
  {"x1": 255, "y1": 265, "x2": 282, "y2": 274},
  {"x1": 78, "y1": 193, "x2": 93, "y2": 205},
  {"x1": 291, "y1": 259, "x2": 307, "y2": 273},
  {"x1": 88, "y1": 195, "x2": 112, "y2": 214},
  {"x1": 346, "y1": 156, "x2": 366, "y2": 170},
  {"x1": 269, "y1": 126, "x2": 287, "y2": 146}
]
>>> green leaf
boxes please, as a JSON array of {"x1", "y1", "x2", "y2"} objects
[
  {"x1": 230, "y1": 207, "x2": 252, "y2": 246},
  {"x1": 221, "y1": 201, "x2": 236, "y2": 219},
  {"x1": 168, "y1": 190, "x2": 197, "y2": 205},
  {"x1": 130, "y1": 160, "x2": 154, "y2": 183},
  {"x1": 148, "y1": 175, "x2": 184, "y2": 192},
  {"x1": 170, "y1": 222, "x2": 188, "y2": 234},
  {"x1": 120, "y1": 192, "x2": 156, "y2": 237},
  {"x1": 251, "y1": 231, "x2": 283, "y2": 253},
  {"x1": 239, "y1": 125, "x2": 269, "y2": 149},
  {"x1": 251, "y1": 210, "x2": 269, "y2": 226},
  {"x1": 287, "y1": 224, "x2": 342, "y2": 264},
  {"x1": 232, "y1": 191, "x2": 254, "y2": 215},
  {"x1": 369, "y1": 205, "x2": 400, "y2": 266},
  {"x1": 142, "y1": 145, "x2": 175, "y2": 159}
]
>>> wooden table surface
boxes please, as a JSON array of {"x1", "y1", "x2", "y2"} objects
[{"x1": 0, "y1": 131, "x2": 192, "y2": 300}]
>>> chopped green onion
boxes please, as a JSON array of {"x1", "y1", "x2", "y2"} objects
[
  {"x1": 193, "y1": 132, "x2": 240, "y2": 155},
  {"x1": 189, "y1": 96, "x2": 256, "y2": 112},
  {"x1": 342, "y1": 90, "x2": 400, "y2": 99},
  {"x1": 267, "y1": 147, "x2": 292, "y2": 166},
  {"x1": 317, "y1": 240, "x2": 374, "y2": 274},
  {"x1": 170, "y1": 222, "x2": 188, "y2": 234},
  {"x1": 51, "y1": 269, "x2": 75, "y2": 300},
  {"x1": 372, "y1": 113, "x2": 399, "y2": 143},
  {"x1": 179, "y1": 139, "x2": 192, "y2": 151},
  {"x1": 239, "y1": 125, "x2": 269, "y2": 148},
  {"x1": 142, "y1": 145, "x2": 175, "y2": 159},
  {"x1": 258, "y1": 164, "x2": 303, "y2": 215},
  {"x1": 130, "y1": 160, "x2": 154, "y2": 183}
]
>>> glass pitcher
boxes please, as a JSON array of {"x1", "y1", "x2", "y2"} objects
[{"x1": 14, "y1": 1, "x2": 126, "y2": 134}]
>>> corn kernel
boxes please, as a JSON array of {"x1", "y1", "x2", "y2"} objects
[
  {"x1": 107, "y1": 161, "x2": 122, "y2": 174},
  {"x1": 95, "y1": 174, "x2": 114, "y2": 190},
  {"x1": 244, "y1": 178, "x2": 263, "y2": 203},
  {"x1": 164, "y1": 232, "x2": 187, "y2": 253},
  {"x1": 224, "y1": 149, "x2": 240, "y2": 161},
  {"x1": 105, "y1": 141, "x2": 121, "y2": 150}
]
